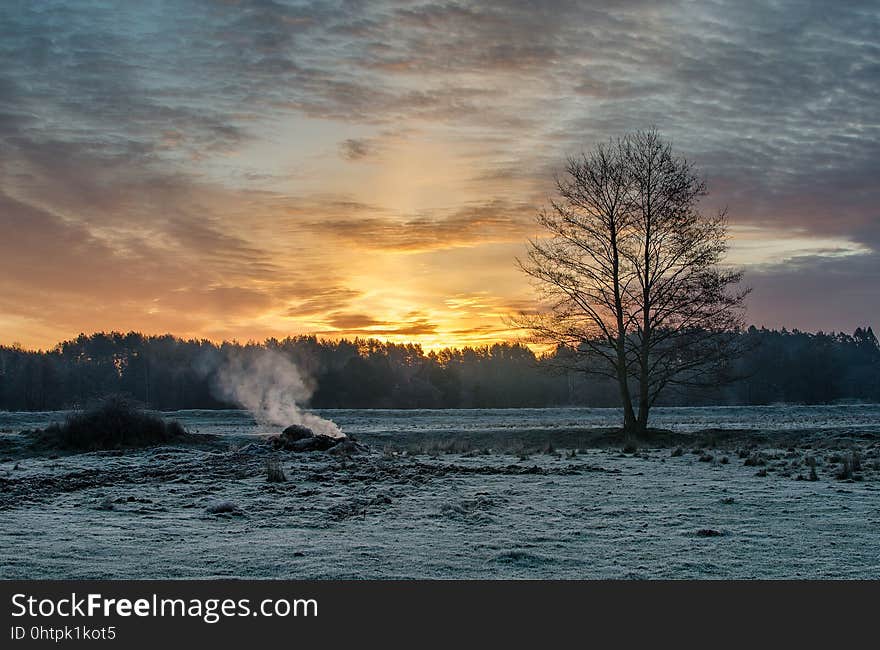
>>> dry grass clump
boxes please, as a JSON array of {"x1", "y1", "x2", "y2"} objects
[
  {"x1": 834, "y1": 451, "x2": 863, "y2": 481},
  {"x1": 266, "y1": 457, "x2": 287, "y2": 482},
  {"x1": 743, "y1": 453, "x2": 766, "y2": 467},
  {"x1": 805, "y1": 456, "x2": 819, "y2": 481},
  {"x1": 34, "y1": 396, "x2": 188, "y2": 451}
]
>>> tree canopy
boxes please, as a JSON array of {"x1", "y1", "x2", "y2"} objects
[{"x1": 517, "y1": 131, "x2": 749, "y2": 434}]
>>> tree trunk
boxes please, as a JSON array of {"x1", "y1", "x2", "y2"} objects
[
  {"x1": 617, "y1": 357, "x2": 637, "y2": 435},
  {"x1": 637, "y1": 170, "x2": 652, "y2": 437},
  {"x1": 636, "y1": 369, "x2": 649, "y2": 435},
  {"x1": 610, "y1": 226, "x2": 636, "y2": 436},
  {"x1": 635, "y1": 324, "x2": 652, "y2": 435}
]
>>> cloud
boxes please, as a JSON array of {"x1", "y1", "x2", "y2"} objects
[
  {"x1": 304, "y1": 200, "x2": 534, "y2": 252},
  {"x1": 745, "y1": 252, "x2": 880, "y2": 333},
  {"x1": 326, "y1": 313, "x2": 384, "y2": 329},
  {"x1": 0, "y1": 191, "x2": 186, "y2": 298},
  {"x1": 158, "y1": 287, "x2": 275, "y2": 318},
  {"x1": 317, "y1": 313, "x2": 439, "y2": 337},
  {"x1": 339, "y1": 138, "x2": 371, "y2": 161},
  {"x1": 286, "y1": 288, "x2": 363, "y2": 318}
]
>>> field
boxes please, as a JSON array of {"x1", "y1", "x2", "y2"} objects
[{"x1": 1, "y1": 406, "x2": 879, "y2": 579}]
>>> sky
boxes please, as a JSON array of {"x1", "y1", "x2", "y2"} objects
[{"x1": 0, "y1": 0, "x2": 878, "y2": 351}]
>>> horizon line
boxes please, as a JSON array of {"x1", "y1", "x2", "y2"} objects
[{"x1": 2, "y1": 323, "x2": 876, "y2": 355}]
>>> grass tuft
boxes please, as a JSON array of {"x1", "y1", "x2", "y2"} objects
[{"x1": 266, "y1": 457, "x2": 287, "y2": 482}]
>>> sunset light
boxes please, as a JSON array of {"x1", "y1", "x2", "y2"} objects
[{"x1": 0, "y1": 2, "x2": 876, "y2": 352}]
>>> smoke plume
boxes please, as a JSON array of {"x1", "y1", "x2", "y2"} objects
[{"x1": 212, "y1": 349, "x2": 342, "y2": 438}]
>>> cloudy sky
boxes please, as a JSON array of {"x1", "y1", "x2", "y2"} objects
[{"x1": 1, "y1": 0, "x2": 877, "y2": 350}]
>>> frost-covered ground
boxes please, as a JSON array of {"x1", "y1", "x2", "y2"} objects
[{"x1": 1, "y1": 406, "x2": 879, "y2": 579}]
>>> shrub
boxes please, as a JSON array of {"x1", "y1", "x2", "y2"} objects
[{"x1": 35, "y1": 396, "x2": 188, "y2": 451}]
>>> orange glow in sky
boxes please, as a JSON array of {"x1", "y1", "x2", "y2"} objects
[{"x1": 1, "y1": 2, "x2": 876, "y2": 350}]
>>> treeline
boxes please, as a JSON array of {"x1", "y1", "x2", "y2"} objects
[{"x1": 0, "y1": 327, "x2": 878, "y2": 411}]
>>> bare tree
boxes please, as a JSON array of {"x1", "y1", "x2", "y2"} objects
[
  {"x1": 516, "y1": 141, "x2": 638, "y2": 430},
  {"x1": 517, "y1": 130, "x2": 749, "y2": 436}
]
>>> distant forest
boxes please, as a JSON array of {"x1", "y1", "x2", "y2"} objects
[{"x1": 1, "y1": 327, "x2": 878, "y2": 412}]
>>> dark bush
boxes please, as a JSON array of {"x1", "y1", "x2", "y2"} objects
[{"x1": 34, "y1": 396, "x2": 189, "y2": 451}]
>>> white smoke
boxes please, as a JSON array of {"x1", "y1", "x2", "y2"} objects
[{"x1": 213, "y1": 349, "x2": 343, "y2": 438}]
